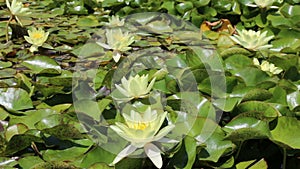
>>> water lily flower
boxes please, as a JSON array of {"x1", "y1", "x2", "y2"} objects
[
  {"x1": 246, "y1": 0, "x2": 279, "y2": 8},
  {"x1": 6, "y1": 0, "x2": 31, "y2": 26},
  {"x1": 24, "y1": 27, "x2": 49, "y2": 52},
  {"x1": 110, "y1": 107, "x2": 176, "y2": 168},
  {"x1": 112, "y1": 74, "x2": 156, "y2": 102},
  {"x1": 230, "y1": 29, "x2": 274, "y2": 51},
  {"x1": 253, "y1": 58, "x2": 283, "y2": 75},
  {"x1": 106, "y1": 15, "x2": 125, "y2": 27},
  {"x1": 97, "y1": 28, "x2": 135, "y2": 62}
]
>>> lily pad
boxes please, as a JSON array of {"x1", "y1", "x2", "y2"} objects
[
  {"x1": 223, "y1": 117, "x2": 271, "y2": 141},
  {"x1": 236, "y1": 101, "x2": 280, "y2": 121},
  {"x1": 0, "y1": 88, "x2": 33, "y2": 111},
  {"x1": 77, "y1": 16, "x2": 100, "y2": 27},
  {"x1": 5, "y1": 123, "x2": 28, "y2": 141},
  {"x1": 270, "y1": 116, "x2": 300, "y2": 149},
  {"x1": 287, "y1": 90, "x2": 300, "y2": 111},
  {"x1": 21, "y1": 55, "x2": 62, "y2": 74}
]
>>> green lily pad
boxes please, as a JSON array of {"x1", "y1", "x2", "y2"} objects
[
  {"x1": 197, "y1": 130, "x2": 235, "y2": 162},
  {"x1": 5, "y1": 123, "x2": 28, "y2": 141},
  {"x1": 31, "y1": 161, "x2": 79, "y2": 169},
  {"x1": 5, "y1": 133, "x2": 43, "y2": 155},
  {"x1": 0, "y1": 61, "x2": 12, "y2": 69},
  {"x1": 34, "y1": 114, "x2": 75, "y2": 130},
  {"x1": 236, "y1": 101, "x2": 280, "y2": 121},
  {"x1": 236, "y1": 158, "x2": 268, "y2": 169},
  {"x1": 232, "y1": 67, "x2": 270, "y2": 86},
  {"x1": 168, "y1": 135, "x2": 197, "y2": 169},
  {"x1": 9, "y1": 109, "x2": 55, "y2": 129},
  {"x1": 18, "y1": 156, "x2": 45, "y2": 169},
  {"x1": 77, "y1": 16, "x2": 100, "y2": 27},
  {"x1": 176, "y1": 2, "x2": 194, "y2": 14},
  {"x1": 80, "y1": 146, "x2": 115, "y2": 168},
  {"x1": 0, "y1": 88, "x2": 33, "y2": 111},
  {"x1": 42, "y1": 145, "x2": 90, "y2": 162},
  {"x1": 0, "y1": 68, "x2": 16, "y2": 79},
  {"x1": 270, "y1": 117, "x2": 300, "y2": 149},
  {"x1": 74, "y1": 100, "x2": 110, "y2": 121},
  {"x1": 88, "y1": 163, "x2": 113, "y2": 169},
  {"x1": 225, "y1": 54, "x2": 253, "y2": 71},
  {"x1": 0, "y1": 157, "x2": 18, "y2": 167},
  {"x1": 145, "y1": 20, "x2": 173, "y2": 34},
  {"x1": 280, "y1": 4, "x2": 300, "y2": 18},
  {"x1": 213, "y1": 97, "x2": 240, "y2": 112},
  {"x1": 242, "y1": 88, "x2": 273, "y2": 101},
  {"x1": 223, "y1": 117, "x2": 271, "y2": 141},
  {"x1": 287, "y1": 90, "x2": 300, "y2": 111},
  {"x1": 43, "y1": 124, "x2": 83, "y2": 140},
  {"x1": 21, "y1": 55, "x2": 61, "y2": 74}
]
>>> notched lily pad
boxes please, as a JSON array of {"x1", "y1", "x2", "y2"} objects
[{"x1": 270, "y1": 117, "x2": 300, "y2": 149}]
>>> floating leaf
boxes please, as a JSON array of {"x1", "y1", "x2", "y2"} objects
[
  {"x1": 0, "y1": 61, "x2": 12, "y2": 69},
  {"x1": 88, "y1": 163, "x2": 113, "y2": 169},
  {"x1": 0, "y1": 88, "x2": 33, "y2": 111},
  {"x1": 197, "y1": 130, "x2": 235, "y2": 162},
  {"x1": 18, "y1": 156, "x2": 44, "y2": 169},
  {"x1": 287, "y1": 91, "x2": 300, "y2": 111},
  {"x1": 77, "y1": 16, "x2": 100, "y2": 27},
  {"x1": 223, "y1": 117, "x2": 271, "y2": 141},
  {"x1": 270, "y1": 116, "x2": 300, "y2": 149},
  {"x1": 5, "y1": 123, "x2": 28, "y2": 141},
  {"x1": 21, "y1": 55, "x2": 61, "y2": 74},
  {"x1": 236, "y1": 101, "x2": 280, "y2": 121},
  {"x1": 236, "y1": 158, "x2": 268, "y2": 169},
  {"x1": 5, "y1": 134, "x2": 43, "y2": 155},
  {"x1": 80, "y1": 146, "x2": 115, "y2": 168}
]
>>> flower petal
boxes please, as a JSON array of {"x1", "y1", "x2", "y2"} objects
[
  {"x1": 153, "y1": 124, "x2": 175, "y2": 141},
  {"x1": 144, "y1": 143, "x2": 163, "y2": 169},
  {"x1": 115, "y1": 84, "x2": 131, "y2": 97},
  {"x1": 111, "y1": 144, "x2": 137, "y2": 165},
  {"x1": 113, "y1": 51, "x2": 121, "y2": 62}
]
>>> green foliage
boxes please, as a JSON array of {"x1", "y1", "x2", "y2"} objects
[{"x1": 0, "y1": 0, "x2": 299, "y2": 169}]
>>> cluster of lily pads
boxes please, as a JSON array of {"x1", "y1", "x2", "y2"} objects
[{"x1": 0, "y1": 0, "x2": 300, "y2": 169}]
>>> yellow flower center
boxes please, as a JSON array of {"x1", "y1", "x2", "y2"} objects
[
  {"x1": 130, "y1": 122, "x2": 148, "y2": 130},
  {"x1": 32, "y1": 32, "x2": 43, "y2": 39}
]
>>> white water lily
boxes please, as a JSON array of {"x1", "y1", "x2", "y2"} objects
[
  {"x1": 246, "y1": 0, "x2": 279, "y2": 8},
  {"x1": 97, "y1": 28, "x2": 135, "y2": 62},
  {"x1": 253, "y1": 58, "x2": 283, "y2": 75},
  {"x1": 6, "y1": 0, "x2": 31, "y2": 26},
  {"x1": 110, "y1": 107, "x2": 176, "y2": 168},
  {"x1": 113, "y1": 74, "x2": 156, "y2": 102},
  {"x1": 24, "y1": 27, "x2": 49, "y2": 52},
  {"x1": 254, "y1": 0, "x2": 275, "y2": 8},
  {"x1": 230, "y1": 29, "x2": 274, "y2": 51},
  {"x1": 106, "y1": 15, "x2": 125, "y2": 27}
]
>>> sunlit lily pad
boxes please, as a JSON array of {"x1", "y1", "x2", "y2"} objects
[
  {"x1": 223, "y1": 117, "x2": 271, "y2": 141},
  {"x1": 21, "y1": 55, "x2": 61, "y2": 74},
  {"x1": 270, "y1": 117, "x2": 300, "y2": 149},
  {"x1": 0, "y1": 88, "x2": 33, "y2": 111}
]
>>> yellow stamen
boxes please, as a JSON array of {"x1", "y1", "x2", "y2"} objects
[
  {"x1": 32, "y1": 33, "x2": 43, "y2": 39},
  {"x1": 130, "y1": 122, "x2": 148, "y2": 130}
]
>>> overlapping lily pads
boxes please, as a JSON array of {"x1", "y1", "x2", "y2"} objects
[{"x1": 0, "y1": 0, "x2": 300, "y2": 169}]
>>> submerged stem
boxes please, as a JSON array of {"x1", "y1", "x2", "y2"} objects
[
  {"x1": 235, "y1": 141, "x2": 243, "y2": 160},
  {"x1": 283, "y1": 148, "x2": 287, "y2": 169}
]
